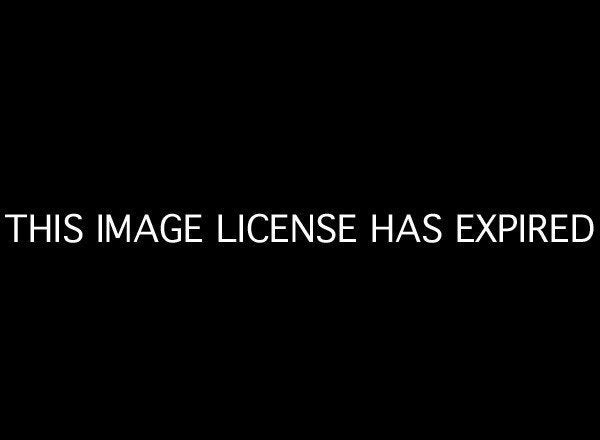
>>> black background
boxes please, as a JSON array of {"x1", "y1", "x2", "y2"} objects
[{"x1": 1, "y1": 6, "x2": 597, "y2": 434}]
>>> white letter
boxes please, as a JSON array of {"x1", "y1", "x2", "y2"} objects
[
  {"x1": 457, "y1": 215, "x2": 474, "y2": 243},
  {"x1": 499, "y1": 214, "x2": 517, "y2": 243},
  {"x1": 30, "y1": 214, "x2": 52, "y2": 243},
  {"x1": 161, "y1": 214, "x2": 182, "y2": 244},
  {"x1": 185, "y1": 214, "x2": 203, "y2": 243},
  {"x1": 271, "y1": 214, "x2": 288, "y2": 243},
  {"x1": 106, "y1": 215, "x2": 131, "y2": 242},
  {"x1": 573, "y1": 215, "x2": 594, "y2": 243},
  {"x1": 292, "y1": 215, "x2": 313, "y2": 242},
  {"x1": 529, "y1": 215, "x2": 548, "y2": 243},
  {"x1": 247, "y1": 214, "x2": 269, "y2": 243},
  {"x1": 64, "y1": 214, "x2": 83, "y2": 244},
  {"x1": 134, "y1": 215, "x2": 159, "y2": 243},
  {"x1": 372, "y1": 214, "x2": 393, "y2": 243},
  {"x1": 424, "y1": 214, "x2": 442, "y2": 243},
  {"x1": 396, "y1": 215, "x2": 420, "y2": 242},
  {"x1": 475, "y1": 215, "x2": 497, "y2": 243},
  {"x1": 339, "y1": 214, "x2": 357, "y2": 243},
  {"x1": 317, "y1": 214, "x2": 336, "y2": 244},
  {"x1": 4, "y1": 214, "x2": 27, "y2": 243},
  {"x1": 218, "y1": 214, "x2": 236, "y2": 243},
  {"x1": 551, "y1": 214, "x2": 568, "y2": 243}
]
